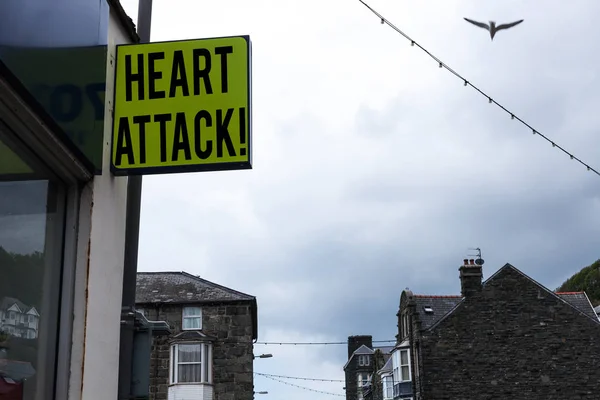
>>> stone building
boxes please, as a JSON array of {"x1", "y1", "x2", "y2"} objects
[
  {"x1": 343, "y1": 335, "x2": 393, "y2": 400},
  {"x1": 135, "y1": 271, "x2": 258, "y2": 400},
  {"x1": 393, "y1": 259, "x2": 600, "y2": 400}
]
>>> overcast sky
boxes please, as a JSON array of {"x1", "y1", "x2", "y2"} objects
[{"x1": 118, "y1": 0, "x2": 600, "y2": 398}]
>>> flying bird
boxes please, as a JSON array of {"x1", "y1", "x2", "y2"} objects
[{"x1": 463, "y1": 18, "x2": 524, "y2": 40}]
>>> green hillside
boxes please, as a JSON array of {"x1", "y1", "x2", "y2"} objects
[{"x1": 556, "y1": 259, "x2": 600, "y2": 307}]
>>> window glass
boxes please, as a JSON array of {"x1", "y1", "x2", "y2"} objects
[
  {"x1": 400, "y1": 350, "x2": 410, "y2": 381},
  {"x1": 176, "y1": 344, "x2": 202, "y2": 383},
  {"x1": 182, "y1": 306, "x2": 202, "y2": 330},
  {"x1": 0, "y1": 134, "x2": 65, "y2": 399}
]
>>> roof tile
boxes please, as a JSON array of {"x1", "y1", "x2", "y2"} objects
[
  {"x1": 136, "y1": 272, "x2": 255, "y2": 304},
  {"x1": 414, "y1": 296, "x2": 463, "y2": 329},
  {"x1": 557, "y1": 292, "x2": 597, "y2": 320}
]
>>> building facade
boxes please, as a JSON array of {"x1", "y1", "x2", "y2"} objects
[
  {"x1": 0, "y1": 1, "x2": 143, "y2": 399},
  {"x1": 343, "y1": 335, "x2": 393, "y2": 400},
  {"x1": 136, "y1": 272, "x2": 258, "y2": 400},
  {"x1": 394, "y1": 259, "x2": 600, "y2": 400},
  {"x1": 0, "y1": 297, "x2": 40, "y2": 340}
]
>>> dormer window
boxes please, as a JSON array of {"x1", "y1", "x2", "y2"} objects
[
  {"x1": 182, "y1": 306, "x2": 202, "y2": 330},
  {"x1": 358, "y1": 354, "x2": 370, "y2": 366}
]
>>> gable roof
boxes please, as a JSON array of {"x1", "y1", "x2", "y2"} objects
[
  {"x1": 0, "y1": 297, "x2": 32, "y2": 314},
  {"x1": 425, "y1": 263, "x2": 600, "y2": 332},
  {"x1": 136, "y1": 272, "x2": 255, "y2": 304},
  {"x1": 405, "y1": 263, "x2": 600, "y2": 332},
  {"x1": 343, "y1": 343, "x2": 394, "y2": 371},
  {"x1": 353, "y1": 344, "x2": 374, "y2": 355}
]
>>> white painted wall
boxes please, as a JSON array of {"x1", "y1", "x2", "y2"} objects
[
  {"x1": 66, "y1": 6, "x2": 134, "y2": 400},
  {"x1": 168, "y1": 384, "x2": 214, "y2": 400}
]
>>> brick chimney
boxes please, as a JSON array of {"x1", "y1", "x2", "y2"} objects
[
  {"x1": 459, "y1": 258, "x2": 483, "y2": 297},
  {"x1": 347, "y1": 335, "x2": 373, "y2": 358}
]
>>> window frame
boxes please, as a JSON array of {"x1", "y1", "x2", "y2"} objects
[
  {"x1": 358, "y1": 354, "x2": 370, "y2": 366},
  {"x1": 182, "y1": 306, "x2": 203, "y2": 330},
  {"x1": 399, "y1": 348, "x2": 411, "y2": 382},
  {"x1": 392, "y1": 348, "x2": 412, "y2": 384},
  {"x1": 401, "y1": 312, "x2": 409, "y2": 339},
  {"x1": 169, "y1": 342, "x2": 213, "y2": 385},
  {"x1": 382, "y1": 374, "x2": 393, "y2": 399},
  {"x1": 0, "y1": 63, "x2": 91, "y2": 400}
]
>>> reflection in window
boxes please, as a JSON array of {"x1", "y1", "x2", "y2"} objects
[{"x1": 0, "y1": 135, "x2": 65, "y2": 399}]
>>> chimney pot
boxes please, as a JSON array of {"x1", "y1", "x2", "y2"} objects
[
  {"x1": 469, "y1": 259, "x2": 475, "y2": 265},
  {"x1": 463, "y1": 259, "x2": 468, "y2": 265}
]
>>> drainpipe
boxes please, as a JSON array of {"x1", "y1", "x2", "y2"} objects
[{"x1": 117, "y1": 1, "x2": 152, "y2": 398}]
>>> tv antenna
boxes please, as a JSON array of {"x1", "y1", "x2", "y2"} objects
[{"x1": 467, "y1": 247, "x2": 485, "y2": 266}]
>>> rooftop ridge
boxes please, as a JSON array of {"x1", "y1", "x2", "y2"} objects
[{"x1": 414, "y1": 295, "x2": 462, "y2": 298}]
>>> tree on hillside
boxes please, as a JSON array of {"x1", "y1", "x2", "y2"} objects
[
  {"x1": 0, "y1": 246, "x2": 44, "y2": 308},
  {"x1": 556, "y1": 259, "x2": 600, "y2": 307}
]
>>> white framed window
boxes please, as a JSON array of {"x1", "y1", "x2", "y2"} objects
[
  {"x1": 383, "y1": 375, "x2": 393, "y2": 399},
  {"x1": 170, "y1": 342, "x2": 212, "y2": 384},
  {"x1": 182, "y1": 306, "x2": 202, "y2": 330},
  {"x1": 400, "y1": 349, "x2": 411, "y2": 381},
  {"x1": 392, "y1": 348, "x2": 411, "y2": 383},
  {"x1": 358, "y1": 354, "x2": 370, "y2": 366}
]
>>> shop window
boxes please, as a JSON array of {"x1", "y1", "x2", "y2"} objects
[{"x1": 0, "y1": 133, "x2": 67, "y2": 400}]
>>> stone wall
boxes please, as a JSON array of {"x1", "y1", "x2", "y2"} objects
[
  {"x1": 142, "y1": 302, "x2": 254, "y2": 400},
  {"x1": 345, "y1": 336, "x2": 374, "y2": 400},
  {"x1": 419, "y1": 266, "x2": 600, "y2": 400}
]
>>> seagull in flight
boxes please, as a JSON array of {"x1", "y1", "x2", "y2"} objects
[{"x1": 464, "y1": 18, "x2": 524, "y2": 40}]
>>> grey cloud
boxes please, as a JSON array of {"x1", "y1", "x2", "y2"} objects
[{"x1": 130, "y1": 2, "x2": 600, "y2": 399}]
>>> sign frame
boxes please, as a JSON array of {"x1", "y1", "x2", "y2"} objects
[{"x1": 110, "y1": 35, "x2": 252, "y2": 176}]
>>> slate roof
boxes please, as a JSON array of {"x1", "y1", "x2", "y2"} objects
[
  {"x1": 169, "y1": 330, "x2": 216, "y2": 343},
  {"x1": 556, "y1": 292, "x2": 597, "y2": 320},
  {"x1": 413, "y1": 295, "x2": 462, "y2": 330},
  {"x1": 378, "y1": 356, "x2": 393, "y2": 374},
  {"x1": 594, "y1": 305, "x2": 600, "y2": 315},
  {"x1": 135, "y1": 272, "x2": 255, "y2": 304},
  {"x1": 413, "y1": 264, "x2": 599, "y2": 332},
  {"x1": 374, "y1": 345, "x2": 394, "y2": 355},
  {"x1": 411, "y1": 290, "x2": 597, "y2": 330}
]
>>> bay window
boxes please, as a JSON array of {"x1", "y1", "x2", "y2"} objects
[
  {"x1": 170, "y1": 342, "x2": 212, "y2": 384},
  {"x1": 392, "y1": 348, "x2": 411, "y2": 383}
]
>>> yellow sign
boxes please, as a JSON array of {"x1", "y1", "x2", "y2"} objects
[{"x1": 111, "y1": 36, "x2": 252, "y2": 175}]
